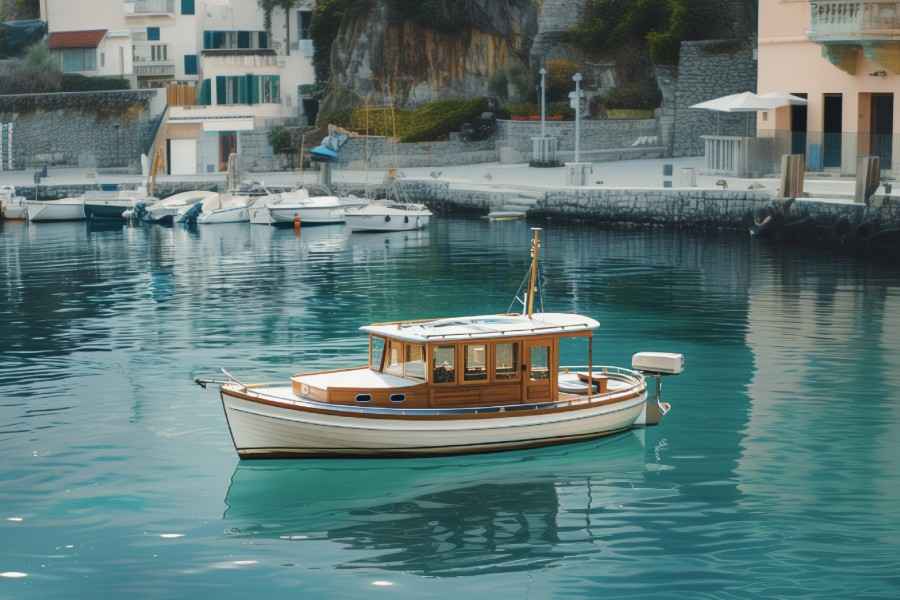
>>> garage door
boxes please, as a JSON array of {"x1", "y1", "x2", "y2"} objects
[{"x1": 169, "y1": 139, "x2": 197, "y2": 175}]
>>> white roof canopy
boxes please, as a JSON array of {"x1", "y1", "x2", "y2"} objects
[
  {"x1": 362, "y1": 313, "x2": 600, "y2": 343},
  {"x1": 691, "y1": 91, "x2": 808, "y2": 113}
]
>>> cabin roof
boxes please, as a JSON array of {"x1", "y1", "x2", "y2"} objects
[{"x1": 361, "y1": 313, "x2": 599, "y2": 343}]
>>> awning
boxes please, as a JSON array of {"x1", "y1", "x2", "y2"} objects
[
  {"x1": 48, "y1": 29, "x2": 107, "y2": 49},
  {"x1": 691, "y1": 91, "x2": 808, "y2": 113}
]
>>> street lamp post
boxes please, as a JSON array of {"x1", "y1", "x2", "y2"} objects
[
  {"x1": 539, "y1": 67, "x2": 547, "y2": 138},
  {"x1": 573, "y1": 72, "x2": 583, "y2": 164}
]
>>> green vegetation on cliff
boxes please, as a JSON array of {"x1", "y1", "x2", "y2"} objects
[
  {"x1": 565, "y1": 0, "x2": 745, "y2": 65},
  {"x1": 330, "y1": 97, "x2": 488, "y2": 142}
]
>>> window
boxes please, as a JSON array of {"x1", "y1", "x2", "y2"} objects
[
  {"x1": 181, "y1": 0, "x2": 195, "y2": 15},
  {"x1": 58, "y1": 48, "x2": 97, "y2": 73},
  {"x1": 199, "y1": 78, "x2": 212, "y2": 105},
  {"x1": 370, "y1": 337, "x2": 386, "y2": 371},
  {"x1": 150, "y1": 43, "x2": 167, "y2": 62},
  {"x1": 355, "y1": 394, "x2": 372, "y2": 403},
  {"x1": 432, "y1": 346, "x2": 456, "y2": 384},
  {"x1": 237, "y1": 30, "x2": 251, "y2": 49},
  {"x1": 259, "y1": 75, "x2": 280, "y2": 103},
  {"x1": 405, "y1": 344, "x2": 426, "y2": 380},
  {"x1": 298, "y1": 10, "x2": 312, "y2": 39},
  {"x1": 529, "y1": 346, "x2": 550, "y2": 381},
  {"x1": 147, "y1": 27, "x2": 160, "y2": 41},
  {"x1": 99, "y1": 52, "x2": 105, "y2": 68},
  {"x1": 390, "y1": 394, "x2": 405, "y2": 403},
  {"x1": 495, "y1": 342, "x2": 519, "y2": 381},
  {"x1": 464, "y1": 344, "x2": 487, "y2": 382},
  {"x1": 184, "y1": 54, "x2": 198, "y2": 75},
  {"x1": 203, "y1": 30, "x2": 268, "y2": 50},
  {"x1": 385, "y1": 340, "x2": 403, "y2": 376}
]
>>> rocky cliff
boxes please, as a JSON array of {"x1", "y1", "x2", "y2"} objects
[{"x1": 319, "y1": 0, "x2": 538, "y2": 117}]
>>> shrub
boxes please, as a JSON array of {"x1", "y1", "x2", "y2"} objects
[
  {"x1": 602, "y1": 83, "x2": 661, "y2": 111},
  {"x1": 61, "y1": 74, "x2": 130, "y2": 92},
  {"x1": 340, "y1": 97, "x2": 489, "y2": 142},
  {"x1": 545, "y1": 58, "x2": 578, "y2": 102},
  {"x1": 505, "y1": 101, "x2": 574, "y2": 120}
]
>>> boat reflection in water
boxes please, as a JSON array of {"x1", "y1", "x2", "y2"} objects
[{"x1": 223, "y1": 432, "x2": 678, "y2": 576}]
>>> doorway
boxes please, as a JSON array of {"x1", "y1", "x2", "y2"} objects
[
  {"x1": 823, "y1": 94, "x2": 843, "y2": 169},
  {"x1": 871, "y1": 93, "x2": 893, "y2": 171},
  {"x1": 524, "y1": 341, "x2": 553, "y2": 403},
  {"x1": 790, "y1": 92, "x2": 808, "y2": 156},
  {"x1": 218, "y1": 131, "x2": 237, "y2": 172}
]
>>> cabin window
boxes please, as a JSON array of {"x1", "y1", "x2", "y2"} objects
[
  {"x1": 529, "y1": 346, "x2": 550, "y2": 381},
  {"x1": 390, "y1": 393, "x2": 405, "y2": 403},
  {"x1": 464, "y1": 344, "x2": 488, "y2": 381},
  {"x1": 370, "y1": 337, "x2": 386, "y2": 371},
  {"x1": 432, "y1": 345, "x2": 456, "y2": 384},
  {"x1": 405, "y1": 344, "x2": 426, "y2": 380},
  {"x1": 495, "y1": 342, "x2": 520, "y2": 381},
  {"x1": 385, "y1": 340, "x2": 403, "y2": 376},
  {"x1": 355, "y1": 394, "x2": 372, "y2": 402}
]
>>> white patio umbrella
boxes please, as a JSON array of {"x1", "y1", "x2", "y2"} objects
[{"x1": 691, "y1": 91, "x2": 803, "y2": 135}]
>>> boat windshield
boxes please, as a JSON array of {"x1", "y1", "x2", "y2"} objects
[{"x1": 370, "y1": 336, "x2": 386, "y2": 371}]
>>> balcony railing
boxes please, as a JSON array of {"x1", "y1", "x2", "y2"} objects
[
  {"x1": 124, "y1": 0, "x2": 176, "y2": 16},
  {"x1": 133, "y1": 43, "x2": 174, "y2": 78},
  {"x1": 809, "y1": 1, "x2": 900, "y2": 41}
]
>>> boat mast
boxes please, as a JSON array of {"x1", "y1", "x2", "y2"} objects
[{"x1": 526, "y1": 228, "x2": 542, "y2": 318}]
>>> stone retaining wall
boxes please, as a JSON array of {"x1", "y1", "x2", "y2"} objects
[
  {"x1": 16, "y1": 180, "x2": 221, "y2": 201},
  {"x1": 672, "y1": 40, "x2": 757, "y2": 158},
  {"x1": 0, "y1": 90, "x2": 161, "y2": 171},
  {"x1": 496, "y1": 119, "x2": 662, "y2": 163},
  {"x1": 338, "y1": 135, "x2": 498, "y2": 169}
]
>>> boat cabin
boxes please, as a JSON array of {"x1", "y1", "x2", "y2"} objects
[{"x1": 291, "y1": 313, "x2": 602, "y2": 409}]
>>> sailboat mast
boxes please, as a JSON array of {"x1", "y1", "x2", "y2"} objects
[{"x1": 527, "y1": 228, "x2": 542, "y2": 317}]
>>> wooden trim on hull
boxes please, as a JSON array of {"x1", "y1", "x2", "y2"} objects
[
  {"x1": 235, "y1": 426, "x2": 634, "y2": 459},
  {"x1": 221, "y1": 385, "x2": 646, "y2": 421}
]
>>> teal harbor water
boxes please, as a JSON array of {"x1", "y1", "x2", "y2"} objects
[{"x1": 1, "y1": 219, "x2": 900, "y2": 599}]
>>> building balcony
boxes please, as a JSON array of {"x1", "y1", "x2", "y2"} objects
[
  {"x1": 809, "y1": 1, "x2": 900, "y2": 41},
  {"x1": 809, "y1": 1, "x2": 900, "y2": 73},
  {"x1": 123, "y1": 0, "x2": 176, "y2": 17},
  {"x1": 135, "y1": 63, "x2": 175, "y2": 77},
  {"x1": 134, "y1": 43, "x2": 174, "y2": 78}
]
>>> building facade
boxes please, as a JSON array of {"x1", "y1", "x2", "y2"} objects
[
  {"x1": 758, "y1": 0, "x2": 900, "y2": 175},
  {"x1": 41, "y1": 0, "x2": 318, "y2": 175}
]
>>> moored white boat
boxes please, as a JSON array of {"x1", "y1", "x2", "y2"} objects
[
  {"x1": 194, "y1": 194, "x2": 254, "y2": 224},
  {"x1": 0, "y1": 186, "x2": 27, "y2": 220},
  {"x1": 203, "y1": 229, "x2": 683, "y2": 459},
  {"x1": 267, "y1": 193, "x2": 369, "y2": 226},
  {"x1": 146, "y1": 190, "x2": 219, "y2": 224},
  {"x1": 82, "y1": 186, "x2": 157, "y2": 221},
  {"x1": 344, "y1": 201, "x2": 432, "y2": 232},
  {"x1": 25, "y1": 197, "x2": 86, "y2": 222}
]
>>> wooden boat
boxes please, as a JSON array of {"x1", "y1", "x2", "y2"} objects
[{"x1": 204, "y1": 229, "x2": 682, "y2": 458}]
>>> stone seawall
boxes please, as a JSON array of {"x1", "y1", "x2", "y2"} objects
[{"x1": 16, "y1": 181, "x2": 221, "y2": 201}]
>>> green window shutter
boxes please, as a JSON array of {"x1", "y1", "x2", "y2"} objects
[
  {"x1": 184, "y1": 54, "x2": 198, "y2": 75},
  {"x1": 147, "y1": 27, "x2": 160, "y2": 41},
  {"x1": 258, "y1": 31, "x2": 268, "y2": 49},
  {"x1": 215, "y1": 76, "x2": 226, "y2": 105},
  {"x1": 271, "y1": 76, "x2": 280, "y2": 103},
  {"x1": 199, "y1": 79, "x2": 211, "y2": 105},
  {"x1": 238, "y1": 31, "x2": 250, "y2": 49},
  {"x1": 248, "y1": 74, "x2": 259, "y2": 104},
  {"x1": 181, "y1": 0, "x2": 195, "y2": 15},
  {"x1": 238, "y1": 75, "x2": 248, "y2": 104}
]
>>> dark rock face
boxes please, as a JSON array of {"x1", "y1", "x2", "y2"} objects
[{"x1": 320, "y1": 0, "x2": 538, "y2": 115}]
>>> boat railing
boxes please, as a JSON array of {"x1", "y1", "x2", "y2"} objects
[{"x1": 559, "y1": 365, "x2": 645, "y2": 381}]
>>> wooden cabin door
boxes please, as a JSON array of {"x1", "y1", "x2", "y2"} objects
[{"x1": 524, "y1": 341, "x2": 553, "y2": 403}]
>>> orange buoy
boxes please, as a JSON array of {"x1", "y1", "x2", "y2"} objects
[{"x1": 293, "y1": 213, "x2": 301, "y2": 232}]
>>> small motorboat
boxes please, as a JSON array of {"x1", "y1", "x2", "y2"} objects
[
  {"x1": 183, "y1": 193, "x2": 253, "y2": 225},
  {"x1": 344, "y1": 200, "x2": 432, "y2": 232},
  {"x1": 0, "y1": 185, "x2": 27, "y2": 220},
  {"x1": 199, "y1": 228, "x2": 684, "y2": 459},
  {"x1": 82, "y1": 185, "x2": 158, "y2": 221},
  {"x1": 248, "y1": 189, "x2": 309, "y2": 225},
  {"x1": 25, "y1": 197, "x2": 86, "y2": 222},
  {"x1": 146, "y1": 190, "x2": 219, "y2": 224},
  {"x1": 267, "y1": 193, "x2": 369, "y2": 226}
]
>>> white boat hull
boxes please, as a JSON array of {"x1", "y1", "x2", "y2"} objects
[
  {"x1": 221, "y1": 389, "x2": 647, "y2": 458},
  {"x1": 25, "y1": 200, "x2": 85, "y2": 222},
  {"x1": 249, "y1": 206, "x2": 275, "y2": 225},
  {"x1": 1, "y1": 199, "x2": 27, "y2": 220},
  {"x1": 197, "y1": 206, "x2": 249, "y2": 224},
  {"x1": 346, "y1": 213, "x2": 430, "y2": 232},
  {"x1": 269, "y1": 205, "x2": 346, "y2": 225}
]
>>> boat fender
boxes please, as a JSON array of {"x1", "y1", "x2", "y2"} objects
[
  {"x1": 385, "y1": 215, "x2": 391, "y2": 223},
  {"x1": 293, "y1": 213, "x2": 301, "y2": 231},
  {"x1": 404, "y1": 216, "x2": 409, "y2": 224}
]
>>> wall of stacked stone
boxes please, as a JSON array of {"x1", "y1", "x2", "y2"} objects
[
  {"x1": 671, "y1": 39, "x2": 757, "y2": 158},
  {"x1": 496, "y1": 118, "x2": 661, "y2": 160},
  {"x1": 0, "y1": 90, "x2": 160, "y2": 171},
  {"x1": 18, "y1": 180, "x2": 222, "y2": 201},
  {"x1": 337, "y1": 135, "x2": 498, "y2": 168}
]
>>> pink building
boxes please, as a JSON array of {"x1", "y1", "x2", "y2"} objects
[{"x1": 758, "y1": 0, "x2": 900, "y2": 175}]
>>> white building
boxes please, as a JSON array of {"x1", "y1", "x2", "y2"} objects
[{"x1": 41, "y1": 0, "x2": 319, "y2": 175}]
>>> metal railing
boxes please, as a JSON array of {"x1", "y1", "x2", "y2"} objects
[{"x1": 809, "y1": 1, "x2": 900, "y2": 39}]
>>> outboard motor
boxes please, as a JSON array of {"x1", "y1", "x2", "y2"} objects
[
  {"x1": 179, "y1": 202, "x2": 203, "y2": 227},
  {"x1": 132, "y1": 201, "x2": 149, "y2": 222},
  {"x1": 632, "y1": 352, "x2": 684, "y2": 426}
]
